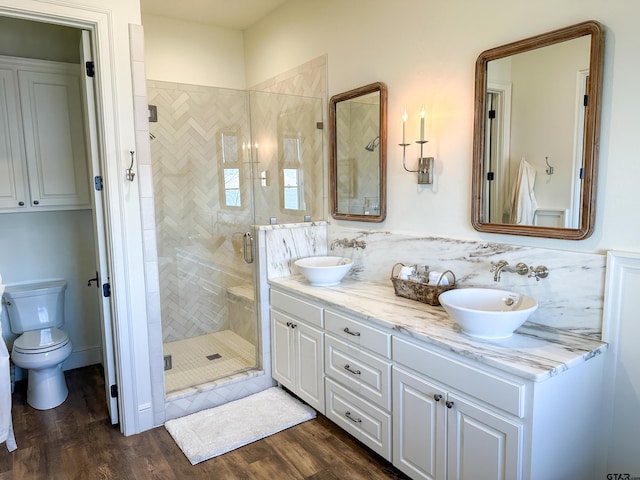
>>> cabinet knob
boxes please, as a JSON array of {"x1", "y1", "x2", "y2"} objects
[
  {"x1": 33, "y1": 200, "x2": 39, "y2": 205},
  {"x1": 18, "y1": 201, "x2": 24, "y2": 206},
  {"x1": 446, "y1": 401, "x2": 455, "y2": 409},
  {"x1": 433, "y1": 394, "x2": 442, "y2": 402}
]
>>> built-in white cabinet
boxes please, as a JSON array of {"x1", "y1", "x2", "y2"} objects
[
  {"x1": 393, "y1": 365, "x2": 521, "y2": 480},
  {"x1": 269, "y1": 284, "x2": 606, "y2": 480},
  {"x1": 270, "y1": 289, "x2": 325, "y2": 413},
  {"x1": 0, "y1": 57, "x2": 90, "y2": 212}
]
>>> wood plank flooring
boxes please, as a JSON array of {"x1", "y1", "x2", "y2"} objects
[{"x1": 0, "y1": 365, "x2": 410, "y2": 479}]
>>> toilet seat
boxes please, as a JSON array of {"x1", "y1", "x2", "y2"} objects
[{"x1": 13, "y1": 328, "x2": 70, "y2": 354}]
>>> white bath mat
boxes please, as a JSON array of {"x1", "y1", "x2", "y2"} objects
[{"x1": 165, "y1": 387, "x2": 316, "y2": 465}]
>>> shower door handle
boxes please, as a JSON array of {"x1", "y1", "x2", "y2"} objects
[{"x1": 243, "y1": 231, "x2": 254, "y2": 264}]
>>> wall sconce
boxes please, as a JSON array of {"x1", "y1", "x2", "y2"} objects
[{"x1": 399, "y1": 105, "x2": 434, "y2": 184}]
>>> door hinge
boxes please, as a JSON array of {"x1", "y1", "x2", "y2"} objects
[
  {"x1": 487, "y1": 171, "x2": 495, "y2": 181},
  {"x1": 579, "y1": 167, "x2": 585, "y2": 179},
  {"x1": 86, "y1": 61, "x2": 95, "y2": 78},
  {"x1": 94, "y1": 176, "x2": 103, "y2": 191},
  {"x1": 110, "y1": 384, "x2": 118, "y2": 398},
  {"x1": 488, "y1": 109, "x2": 496, "y2": 119},
  {"x1": 583, "y1": 94, "x2": 589, "y2": 107},
  {"x1": 103, "y1": 283, "x2": 111, "y2": 298}
]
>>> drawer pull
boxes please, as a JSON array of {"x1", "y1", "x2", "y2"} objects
[
  {"x1": 446, "y1": 400, "x2": 455, "y2": 409},
  {"x1": 433, "y1": 394, "x2": 442, "y2": 402},
  {"x1": 343, "y1": 364, "x2": 361, "y2": 375},
  {"x1": 345, "y1": 411, "x2": 362, "y2": 423},
  {"x1": 343, "y1": 327, "x2": 361, "y2": 337}
]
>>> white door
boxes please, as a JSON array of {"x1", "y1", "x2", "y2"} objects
[
  {"x1": 270, "y1": 310, "x2": 295, "y2": 389},
  {"x1": 446, "y1": 393, "x2": 522, "y2": 480},
  {"x1": 295, "y1": 320, "x2": 324, "y2": 412},
  {"x1": 80, "y1": 30, "x2": 119, "y2": 425},
  {"x1": 393, "y1": 366, "x2": 446, "y2": 480}
]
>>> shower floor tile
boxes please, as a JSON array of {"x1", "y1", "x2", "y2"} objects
[{"x1": 163, "y1": 330, "x2": 256, "y2": 395}]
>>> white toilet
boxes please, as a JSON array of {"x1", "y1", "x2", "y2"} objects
[{"x1": 3, "y1": 280, "x2": 73, "y2": 410}]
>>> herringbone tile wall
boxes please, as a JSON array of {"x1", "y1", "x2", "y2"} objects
[
  {"x1": 147, "y1": 79, "x2": 324, "y2": 346},
  {"x1": 147, "y1": 82, "x2": 255, "y2": 344}
]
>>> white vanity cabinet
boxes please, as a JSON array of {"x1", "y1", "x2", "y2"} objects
[
  {"x1": 392, "y1": 337, "x2": 523, "y2": 480},
  {"x1": 392, "y1": 335, "x2": 605, "y2": 480},
  {"x1": 270, "y1": 289, "x2": 325, "y2": 413},
  {"x1": 324, "y1": 309, "x2": 393, "y2": 460},
  {"x1": 268, "y1": 279, "x2": 606, "y2": 480},
  {"x1": 0, "y1": 57, "x2": 90, "y2": 212}
]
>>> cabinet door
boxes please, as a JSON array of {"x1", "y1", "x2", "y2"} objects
[
  {"x1": 393, "y1": 366, "x2": 446, "y2": 480},
  {"x1": 18, "y1": 69, "x2": 90, "y2": 209},
  {"x1": 446, "y1": 393, "x2": 522, "y2": 480},
  {"x1": 271, "y1": 310, "x2": 295, "y2": 389},
  {"x1": 0, "y1": 68, "x2": 27, "y2": 209},
  {"x1": 295, "y1": 321, "x2": 324, "y2": 413}
]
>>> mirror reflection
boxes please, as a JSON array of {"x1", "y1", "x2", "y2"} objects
[
  {"x1": 330, "y1": 82, "x2": 387, "y2": 222},
  {"x1": 472, "y1": 21, "x2": 604, "y2": 239}
]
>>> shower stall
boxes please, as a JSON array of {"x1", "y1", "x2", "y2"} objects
[{"x1": 147, "y1": 81, "x2": 323, "y2": 397}]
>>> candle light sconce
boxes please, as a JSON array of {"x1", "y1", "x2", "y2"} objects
[{"x1": 400, "y1": 106, "x2": 434, "y2": 184}]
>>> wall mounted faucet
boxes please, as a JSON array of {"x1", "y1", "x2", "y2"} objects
[
  {"x1": 490, "y1": 260, "x2": 529, "y2": 282},
  {"x1": 490, "y1": 260, "x2": 549, "y2": 282},
  {"x1": 330, "y1": 238, "x2": 367, "y2": 250}
]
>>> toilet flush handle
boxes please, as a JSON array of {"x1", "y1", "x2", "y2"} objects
[{"x1": 88, "y1": 271, "x2": 99, "y2": 288}]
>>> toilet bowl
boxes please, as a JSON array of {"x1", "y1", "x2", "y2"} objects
[{"x1": 3, "y1": 280, "x2": 73, "y2": 410}]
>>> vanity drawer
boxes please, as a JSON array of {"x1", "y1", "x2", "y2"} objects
[
  {"x1": 325, "y1": 377, "x2": 391, "y2": 461},
  {"x1": 325, "y1": 334, "x2": 392, "y2": 410},
  {"x1": 270, "y1": 288, "x2": 323, "y2": 328},
  {"x1": 392, "y1": 336, "x2": 525, "y2": 417},
  {"x1": 325, "y1": 310, "x2": 390, "y2": 358}
]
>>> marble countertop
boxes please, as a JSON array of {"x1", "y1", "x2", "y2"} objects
[{"x1": 269, "y1": 276, "x2": 608, "y2": 382}]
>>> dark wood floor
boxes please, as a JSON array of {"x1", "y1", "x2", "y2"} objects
[{"x1": 0, "y1": 365, "x2": 409, "y2": 479}]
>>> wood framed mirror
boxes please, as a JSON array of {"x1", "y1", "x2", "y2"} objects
[
  {"x1": 471, "y1": 21, "x2": 604, "y2": 239},
  {"x1": 330, "y1": 82, "x2": 387, "y2": 222}
]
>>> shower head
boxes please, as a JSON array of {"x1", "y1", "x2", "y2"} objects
[{"x1": 364, "y1": 136, "x2": 380, "y2": 152}]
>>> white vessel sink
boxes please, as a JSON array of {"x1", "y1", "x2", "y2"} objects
[
  {"x1": 438, "y1": 288, "x2": 538, "y2": 339},
  {"x1": 294, "y1": 256, "x2": 353, "y2": 286}
]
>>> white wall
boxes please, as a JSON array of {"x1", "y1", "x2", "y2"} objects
[
  {"x1": 142, "y1": 14, "x2": 245, "y2": 88},
  {"x1": 243, "y1": 0, "x2": 640, "y2": 254},
  {"x1": 0, "y1": 211, "x2": 102, "y2": 373}
]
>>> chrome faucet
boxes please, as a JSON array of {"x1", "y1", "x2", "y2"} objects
[
  {"x1": 330, "y1": 238, "x2": 367, "y2": 250},
  {"x1": 490, "y1": 260, "x2": 529, "y2": 282}
]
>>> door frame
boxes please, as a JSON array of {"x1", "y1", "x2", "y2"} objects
[{"x1": 0, "y1": 2, "x2": 153, "y2": 435}]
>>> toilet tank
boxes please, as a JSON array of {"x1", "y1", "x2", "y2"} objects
[{"x1": 3, "y1": 280, "x2": 67, "y2": 333}]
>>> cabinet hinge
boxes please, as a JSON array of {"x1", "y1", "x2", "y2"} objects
[
  {"x1": 487, "y1": 171, "x2": 495, "y2": 181},
  {"x1": 86, "y1": 61, "x2": 95, "y2": 78},
  {"x1": 488, "y1": 109, "x2": 496, "y2": 119},
  {"x1": 103, "y1": 283, "x2": 111, "y2": 298},
  {"x1": 110, "y1": 384, "x2": 118, "y2": 398},
  {"x1": 94, "y1": 176, "x2": 103, "y2": 191},
  {"x1": 583, "y1": 94, "x2": 588, "y2": 107},
  {"x1": 579, "y1": 167, "x2": 585, "y2": 180}
]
